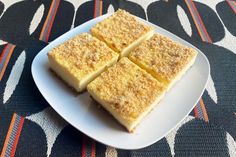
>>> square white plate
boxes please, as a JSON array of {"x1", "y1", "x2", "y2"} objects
[{"x1": 31, "y1": 14, "x2": 210, "y2": 149}]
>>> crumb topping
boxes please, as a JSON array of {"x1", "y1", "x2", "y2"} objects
[
  {"x1": 87, "y1": 58, "x2": 166, "y2": 122},
  {"x1": 129, "y1": 34, "x2": 197, "y2": 82},
  {"x1": 91, "y1": 9, "x2": 153, "y2": 53},
  {"x1": 48, "y1": 33, "x2": 118, "y2": 80}
]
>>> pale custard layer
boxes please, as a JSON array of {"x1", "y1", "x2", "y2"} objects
[
  {"x1": 87, "y1": 58, "x2": 166, "y2": 132},
  {"x1": 48, "y1": 33, "x2": 119, "y2": 92},
  {"x1": 129, "y1": 34, "x2": 198, "y2": 90}
]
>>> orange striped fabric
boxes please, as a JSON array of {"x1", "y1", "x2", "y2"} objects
[
  {"x1": 226, "y1": 0, "x2": 236, "y2": 14},
  {"x1": 91, "y1": 141, "x2": 96, "y2": 157},
  {"x1": 199, "y1": 98, "x2": 209, "y2": 122},
  {"x1": 193, "y1": 107, "x2": 199, "y2": 119},
  {"x1": 1, "y1": 113, "x2": 25, "y2": 157},
  {"x1": 39, "y1": 0, "x2": 60, "y2": 42},
  {"x1": 94, "y1": 0, "x2": 103, "y2": 18},
  {"x1": 82, "y1": 136, "x2": 86, "y2": 157},
  {"x1": 0, "y1": 44, "x2": 9, "y2": 63},
  {"x1": 195, "y1": 99, "x2": 209, "y2": 122},
  {"x1": 184, "y1": 0, "x2": 212, "y2": 43},
  {"x1": 0, "y1": 44, "x2": 16, "y2": 81},
  {"x1": 185, "y1": 0, "x2": 210, "y2": 122},
  {"x1": 81, "y1": 135, "x2": 96, "y2": 157}
]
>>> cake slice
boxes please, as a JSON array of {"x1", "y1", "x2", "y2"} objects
[
  {"x1": 129, "y1": 34, "x2": 198, "y2": 90},
  {"x1": 90, "y1": 9, "x2": 154, "y2": 58},
  {"x1": 48, "y1": 33, "x2": 119, "y2": 92},
  {"x1": 87, "y1": 57, "x2": 166, "y2": 132}
]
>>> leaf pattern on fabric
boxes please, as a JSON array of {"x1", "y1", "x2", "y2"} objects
[{"x1": 0, "y1": 0, "x2": 235, "y2": 156}]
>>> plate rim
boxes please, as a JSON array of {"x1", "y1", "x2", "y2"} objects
[{"x1": 31, "y1": 13, "x2": 210, "y2": 150}]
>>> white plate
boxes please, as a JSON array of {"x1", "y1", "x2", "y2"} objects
[{"x1": 31, "y1": 14, "x2": 210, "y2": 149}]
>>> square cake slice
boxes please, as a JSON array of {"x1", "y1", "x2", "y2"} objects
[
  {"x1": 48, "y1": 33, "x2": 119, "y2": 92},
  {"x1": 90, "y1": 9, "x2": 154, "y2": 58},
  {"x1": 87, "y1": 57, "x2": 166, "y2": 132},
  {"x1": 129, "y1": 34, "x2": 198, "y2": 90}
]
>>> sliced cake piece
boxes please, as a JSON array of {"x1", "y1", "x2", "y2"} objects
[
  {"x1": 129, "y1": 34, "x2": 198, "y2": 90},
  {"x1": 90, "y1": 9, "x2": 154, "y2": 58},
  {"x1": 48, "y1": 33, "x2": 119, "y2": 92},
  {"x1": 87, "y1": 57, "x2": 166, "y2": 132}
]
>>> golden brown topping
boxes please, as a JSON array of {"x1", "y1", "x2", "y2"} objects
[
  {"x1": 90, "y1": 9, "x2": 153, "y2": 53},
  {"x1": 129, "y1": 34, "x2": 198, "y2": 82},
  {"x1": 48, "y1": 33, "x2": 118, "y2": 80},
  {"x1": 87, "y1": 58, "x2": 166, "y2": 122}
]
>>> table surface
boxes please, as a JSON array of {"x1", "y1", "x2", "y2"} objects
[{"x1": 0, "y1": 0, "x2": 235, "y2": 157}]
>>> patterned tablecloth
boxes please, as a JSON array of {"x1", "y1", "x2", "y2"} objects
[{"x1": 0, "y1": 0, "x2": 236, "y2": 157}]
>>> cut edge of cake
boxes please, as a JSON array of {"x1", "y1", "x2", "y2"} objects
[
  {"x1": 120, "y1": 29, "x2": 154, "y2": 58},
  {"x1": 47, "y1": 33, "x2": 119, "y2": 92},
  {"x1": 90, "y1": 9, "x2": 154, "y2": 58},
  {"x1": 87, "y1": 58, "x2": 167, "y2": 132},
  {"x1": 48, "y1": 55, "x2": 118, "y2": 92},
  {"x1": 129, "y1": 34, "x2": 198, "y2": 91},
  {"x1": 129, "y1": 52, "x2": 197, "y2": 91},
  {"x1": 92, "y1": 29, "x2": 154, "y2": 58},
  {"x1": 88, "y1": 85, "x2": 165, "y2": 132}
]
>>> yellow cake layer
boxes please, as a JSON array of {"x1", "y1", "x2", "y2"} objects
[
  {"x1": 129, "y1": 34, "x2": 198, "y2": 90},
  {"x1": 87, "y1": 57, "x2": 166, "y2": 132},
  {"x1": 90, "y1": 9, "x2": 154, "y2": 58},
  {"x1": 48, "y1": 33, "x2": 119, "y2": 92}
]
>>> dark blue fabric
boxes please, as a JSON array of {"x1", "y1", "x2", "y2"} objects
[{"x1": 0, "y1": 0, "x2": 235, "y2": 156}]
